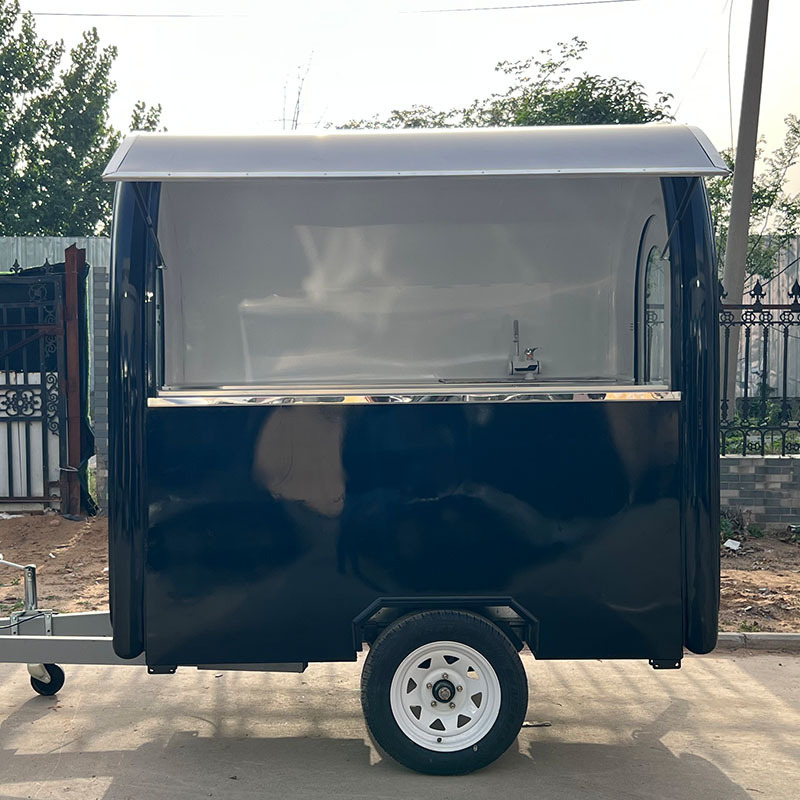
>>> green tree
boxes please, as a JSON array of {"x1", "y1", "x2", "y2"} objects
[
  {"x1": 130, "y1": 99, "x2": 164, "y2": 133},
  {"x1": 0, "y1": 0, "x2": 162, "y2": 236},
  {"x1": 707, "y1": 115, "x2": 800, "y2": 280},
  {"x1": 342, "y1": 39, "x2": 673, "y2": 129}
]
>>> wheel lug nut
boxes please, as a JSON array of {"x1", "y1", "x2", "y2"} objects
[
  {"x1": 442, "y1": 673, "x2": 448, "y2": 679},
  {"x1": 457, "y1": 686, "x2": 462, "y2": 692},
  {"x1": 449, "y1": 702, "x2": 455, "y2": 709},
  {"x1": 426, "y1": 683, "x2": 432, "y2": 689},
  {"x1": 431, "y1": 701, "x2": 437, "y2": 707}
]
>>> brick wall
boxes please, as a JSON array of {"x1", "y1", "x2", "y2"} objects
[
  {"x1": 720, "y1": 456, "x2": 800, "y2": 527},
  {"x1": 92, "y1": 263, "x2": 109, "y2": 511}
]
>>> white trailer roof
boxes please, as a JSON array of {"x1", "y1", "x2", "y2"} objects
[{"x1": 103, "y1": 125, "x2": 728, "y2": 181}]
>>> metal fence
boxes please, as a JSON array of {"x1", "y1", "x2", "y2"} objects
[
  {"x1": 0, "y1": 248, "x2": 94, "y2": 513},
  {"x1": 0, "y1": 237, "x2": 110, "y2": 407},
  {"x1": 720, "y1": 276, "x2": 800, "y2": 456},
  {"x1": 0, "y1": 263, "x2": 66, "y2": 507},
  {"x1": 1, "y1": 238, "x2": 111, "y2": 508}
]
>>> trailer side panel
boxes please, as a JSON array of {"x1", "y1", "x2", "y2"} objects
[{"x1": 142, "y1": 400, "x2": 682, "y2": 666}]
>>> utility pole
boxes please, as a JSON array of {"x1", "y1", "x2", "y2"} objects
[{"x1": 721, "y1": 0, "x2": 770, "y2": 415}]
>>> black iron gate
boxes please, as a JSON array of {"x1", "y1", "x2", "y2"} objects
[
  {"x1": 720, "y1": 279, "x2": 800, "y2": 455},
  {"x1": 0, "y1": 261, "x2": 66, "y2": 505}
]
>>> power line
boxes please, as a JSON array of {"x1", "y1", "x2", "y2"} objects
[
  {"x1": 760, "y1": 252, "x2": 800, "y2": 288},
  {"x1": 739, "y1": 246, "x2": 800, "y2": 305},
  {"x1": 673, "y1": 0, "x2": 730, "y2": 117},
  {"x1": 406, "y1": 0, "x2": 640, "y2": 13},
  {"x1": 33, "y1": 1, "x2": 638, "y2": 20},
  {"x1": 30, "y1": 12, "x2": 233, "y2": 18}
]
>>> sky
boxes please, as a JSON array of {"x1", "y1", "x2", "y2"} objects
[{"x1": 23, "y1": 0, "x2": 800, "y2": 190}]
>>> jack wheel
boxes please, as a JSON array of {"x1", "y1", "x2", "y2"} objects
[{"x1": 31, "y1": 664, "x2": 65, "y2": 696}]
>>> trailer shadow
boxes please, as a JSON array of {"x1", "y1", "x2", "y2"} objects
[{"x1": 0, "y1": 697, "x2": 753, "y2": 800}]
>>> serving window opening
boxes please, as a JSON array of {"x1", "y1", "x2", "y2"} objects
[{"x1": 153, "y1": 175, "x2": 673, "y2": 392}]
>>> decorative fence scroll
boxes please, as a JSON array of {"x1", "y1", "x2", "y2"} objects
[{"x1": 720, "y1": 278, "x2": 800, "y2": 456}]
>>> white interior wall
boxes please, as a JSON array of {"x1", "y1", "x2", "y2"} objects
[{"x1": 157, "y1": 175, "x2": 666, "y2": 387}]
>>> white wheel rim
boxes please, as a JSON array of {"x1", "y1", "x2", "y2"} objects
[{"x1": 389, "y1": 640, "x2": 501, "y2": 752}]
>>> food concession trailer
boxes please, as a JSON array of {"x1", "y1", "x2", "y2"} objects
[{"x1": 1, "y1": 125, "x2": 725, "y2": 774}]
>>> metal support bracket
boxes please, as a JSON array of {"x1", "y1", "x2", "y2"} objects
[
  {"x1": 10, "y1": 609, "x2": 53, "y2": 636},
  {"x1": 649, "y1": 658, "x2": 682, "y2": 670},
  {"x1": 27, "y1": 663, "x2": 51, "y2": 683}
]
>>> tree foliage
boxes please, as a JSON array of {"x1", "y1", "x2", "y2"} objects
[
  {"x1": 130, "y1": 99, "x2": 163, "y2": 133},
  {"x1": 342, "y1": 39, "x2": 673, "y2": 129},
  {"x1": 0, "y1": 0, "x2": 162, "y2": 236},
  {"x1": 707, "y1": 115, "x2": 800, "y2": 280}
]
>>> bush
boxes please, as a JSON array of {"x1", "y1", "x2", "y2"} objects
[{"x1": 721, "y1": 507, "x2": 765, "y2": 542}]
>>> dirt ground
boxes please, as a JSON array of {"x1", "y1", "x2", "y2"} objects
[
  {"x1": 719, "y1": 533, "x2": 800, "y2": 632},
  {"x1": 0, "y1": 513, "x2": 108, "y2": 616},
  {"x1": 1, "y1": 514, "x2": 799, "y2": 632}
]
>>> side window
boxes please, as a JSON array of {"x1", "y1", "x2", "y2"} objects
[
  {"x1": 640, "y1": 246, "x2": 670, "y2": 385},
  {"x1": 154, "y1": 265, "x2": 164, "y2": 389}
]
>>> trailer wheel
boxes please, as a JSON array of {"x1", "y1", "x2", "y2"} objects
[
  {"x1": 30, "y1": 664, "x2": 65, "y2": 696},
  {"x1": 361, "y1": 610, "x2": 527, "y2": 775}
]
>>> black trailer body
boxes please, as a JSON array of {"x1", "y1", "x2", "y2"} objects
[{"x1": 102, "y1": 126, "x2": 724, "y2": 773}]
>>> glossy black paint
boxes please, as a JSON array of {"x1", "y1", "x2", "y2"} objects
[
  {"x1": 144, "y1": 401, "x2": 683, "y2": 665},
  {"x1": 108, "y1": 182, "x2": 159, "y2": 658},
  {"x1": 108, "y1": 175, "x2": 720, "y2": 665},
  {"x1": 663, "y1": 177, "x2": 720, "y2": 654}
]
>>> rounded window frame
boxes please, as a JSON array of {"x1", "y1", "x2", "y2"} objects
[{"x1": 635, "y1": 216, "x2": 671, "y2": 387}]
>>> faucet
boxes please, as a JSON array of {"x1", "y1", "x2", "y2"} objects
[{"x1": 509, "y1": 319, "x2": 540, "y2": 379}]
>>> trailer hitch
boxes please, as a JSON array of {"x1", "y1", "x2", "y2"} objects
[{"x1": 0, "y1": 553, "x2": 54, "y2": 682}]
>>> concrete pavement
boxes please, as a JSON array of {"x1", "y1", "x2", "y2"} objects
[{"x1": 0, "y1": 651, "x2": 797, "y2": 799}]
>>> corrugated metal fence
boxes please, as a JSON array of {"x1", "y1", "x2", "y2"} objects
[
  {"x1": 0, "y1": 237, "x2": 110, "y2": 398},
  {"x1": 0, "y1": 237, "x2": 110, "y2": 272}
]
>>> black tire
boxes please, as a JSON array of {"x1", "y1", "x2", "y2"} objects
[
  {"x1": 361, "y1": 609, "x2": 527, "y2": 775},
  {"x1": 30, "y1": 664, "x2": 65, "y2": 696}
]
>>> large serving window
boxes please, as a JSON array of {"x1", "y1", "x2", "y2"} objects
[
  {"x1": 156, "y1": 175, "x2": 668, "y2": 388},
  {"x1": 103, "y1": 126, "x2": 728, "y2": 392}
]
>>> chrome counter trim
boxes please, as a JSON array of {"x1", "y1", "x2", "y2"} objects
[{"x1": 148, "y1": 389, "x2": 681, "y2": 407}]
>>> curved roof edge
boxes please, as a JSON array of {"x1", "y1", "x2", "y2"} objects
[{"x1": 103, "y1": 124, "x2": 729, "y2": 181}]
